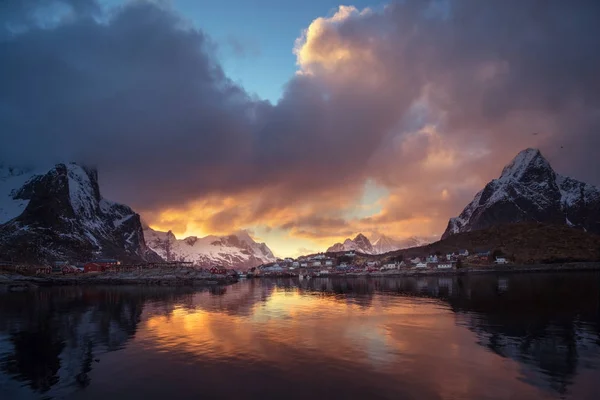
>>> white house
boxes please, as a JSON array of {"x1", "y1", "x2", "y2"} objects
[
  {"x1": 446, "y1": 253, "x2": 453, "y2": 261},
  {"x1": 415, "y1": 262, "x2": 428, "y2": 268},
  {"x1": 495, "y1": 257, "x2": 508, "y2": 264},
  {"x1": 437, "y1": 262, "x2": 454, "y2": 269},
  {"x1": 312, "y1": 261, "x2": 322, "y2": 267},
  {"x1": 427, "y1": 255, "x2": 439, "y2": 263},
  {"x1": 300, "y1": 262, "x2": 308, "y2": 267},
  {"x1": 292, "y1": 261, "x2": 300, "y2": 267},
  {"x1": 382, "y1": 263, "x2": 398, "y2": 270},
  {"x1": 345, "y1": 251, "x2": 356, "y2": 257},
  {"x1": 325, "y1": 260, "x2": 334, "y2": 266},
  {"x1": 366, "y1": 261, "x2": 379, "y2": 267}
]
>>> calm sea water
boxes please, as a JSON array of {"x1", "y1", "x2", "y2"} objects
[{"x1": 1, "y1": 273, "x2": 599, "y2": 399}]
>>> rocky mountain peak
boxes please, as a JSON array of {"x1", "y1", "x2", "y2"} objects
[
  {"x1": 442, "y1": 148, "x2": 600, "y2": 238},
  {"x1": 498, "y1": 148, "x2": 555, "y2": 184},
  {"x1": 0, "y1": 163, "x2": 160, "y2": 263}
]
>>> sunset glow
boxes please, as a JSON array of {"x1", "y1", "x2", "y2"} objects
[{"x1": 2, "y1": 1, "x2": 599, "y2": 258}]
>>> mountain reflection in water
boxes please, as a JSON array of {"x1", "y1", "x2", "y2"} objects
[{"x1": 0, "y1": 273, "x2": 599, "y2": 399}]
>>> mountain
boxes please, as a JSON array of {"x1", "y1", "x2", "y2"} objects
[
  {"x1": 442, "y1": 148, "x2": 600, "y2": 239},
  {"x1": 327, "y1": 233, "x2": 431, "y2": 255},
  {"x1": 372, "y1": 235, "x2": 432, "y2": 253},
  {"x1": 0, "y1": 163, "x2": 160, "y2": 264},
  {"x1": 143, "y1": 226, "x2": 276, "y2": 269},
  {"x1": 327, "y1": 233, "x2": 374, "y2": 254},
  {"x1": 372, "y1": 234, "x2": 398, "y2": 254}
]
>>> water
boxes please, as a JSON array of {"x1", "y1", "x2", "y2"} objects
[{"x1": 1, "y1": 273, "x2": 599, "y2": 399}]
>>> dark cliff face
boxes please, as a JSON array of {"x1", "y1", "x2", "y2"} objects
[
  {"x1": 0, "y1": 163, "x2": 161, "y2": 264},
  {"x1": 442, "y1": 149, "x2": 600, "y2": 239}
]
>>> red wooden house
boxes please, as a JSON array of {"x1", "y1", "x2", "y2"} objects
[
  {"x1": 209, "y1": 266, "x2": 227, "y2": 275},
  {"x1": 84, "y1": 259, "x2": 120, "y2": 273},
  {"x1": 84, "y1": 263, "x2": 103, "y2": 273}
]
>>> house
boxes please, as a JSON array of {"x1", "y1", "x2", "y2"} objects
[
  {"x1": 284, "y1": 257, "x2": 294, "y2": 262},
  {"x1": 292, "y1": 261, "x2": 300, "y2": 268},
  {"x1": 84, "y1": 262, "x2": 103, "y2": 273},
  {"x1": 415, "y1": 262, "x2": 428, "y2": 268},
  {"x1": 209, "y1": 266, "x2": 227, "y2": 275},
  {"x1": 319, "y1": 270, "x2": 330, "y2": 275},
  {"x1": 324, "y1": 260, "x2": 334, "y2": 266},
  {"x1": 52, "y1": 261, "x2": 70, "y2": 273},
  {"x1": 366, "y1": 261, "x2": 379, "y2": 267},
  {"x1": 446, "y1": 253, "x2": 454, "y2": 261},
  {"x1": 476, "y1": 250, "x2": 491, "y2": 259},
  {"x1": 345, "y1": 251, "x2": 356, "y2": 257},
  {"x1": 62, "y1": 265, "x2": 81, "y2": 274},
  {"x1": 312, "y1": 261, "x2": 322, "y2": 267},
  {"x1": 437, "y1": 262, "x2": 455, "y2": 269},
  {"x1": 300, "y1": 262, "x2": 308, "y2": 268},
  {"x1": 495, "y1": 257, "x2": 508, "y2": 265},
  {"x1": 458, "y1": 249, "x2": 469, "y2": 257},
  {"x1": 427, "y1": 255, "x2": 439, "y2": 263},
  {"x1": 411, "y1": 257, "x2": 421, "y2": 264},
  {"x1": 398, "y1": 261, "x2": 406, "y2": 268},
  {"x1": 381, "y1": 263, "x2": 398, "y2": 270},
  {"x1": 92, "y1": 258, "x2": 120, "y2": 266}
]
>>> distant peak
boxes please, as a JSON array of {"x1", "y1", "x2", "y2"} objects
[
  {"x1": 499, "y1": 148, "x2": 552, "y2": 182},
  {"x1": 354, "y1": 233, "x2": 368, "y2": 241},
  {"x1": 232, "y1": 229, "x2": 256, "y2": 245}
]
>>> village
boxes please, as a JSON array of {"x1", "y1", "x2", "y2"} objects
[
  {"x1": 0, "y1": 249, "x2": 510, "y2": 279},
  {"x1": 249, "y1": 249, "x2": 510, "y2": 278}
]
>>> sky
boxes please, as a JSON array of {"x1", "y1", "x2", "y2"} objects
[{"x1": 1, "y1": 0, "x2": 600, "y2": 257}]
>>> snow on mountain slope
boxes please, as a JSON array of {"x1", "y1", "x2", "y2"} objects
[
  {"x1": 327, "y1": 233, "x2": 375, "y2": 254},
  {"x1": 373, "y1": 235, "x2": 432, "y2": 253},
  {"x1": 143, "y1": 226, "x2": 276, "y2": 269},
  {"x1": 0, "y1": 163, "x2": 160, "y2": 263},
  {"x1": 442, "y1": 148, "x2": 600, "y2": 238},
  {"x1": 0, "y1": 164, "x2": 49, "y2": 224}
]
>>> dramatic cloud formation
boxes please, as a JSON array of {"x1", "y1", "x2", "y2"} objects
[{"x1": 2, "y1": 0, "x2": 599, "y2": 255}]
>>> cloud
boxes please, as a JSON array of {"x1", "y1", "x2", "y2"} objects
[{"x1": 2, "y1": 0, "x2": 600, "y2": 253}]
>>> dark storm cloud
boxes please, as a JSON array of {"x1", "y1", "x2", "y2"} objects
[{"x1": 1, "y1": 0, "x2": 600, "y2": 239}]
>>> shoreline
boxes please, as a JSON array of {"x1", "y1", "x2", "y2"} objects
[
  {"x1": 259, "y1": 262, "x2": 600, "y2": 279},
  {"x1": 0, "y1": 269, "x2": 238, "y2": 289},
  {"x1": 2, "y1": 262, "x2": 599, "y2": 289}
]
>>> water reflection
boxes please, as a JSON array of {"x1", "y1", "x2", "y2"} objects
[{"x1": 0, "y1": 273, "x2": 598, "y2": 399}]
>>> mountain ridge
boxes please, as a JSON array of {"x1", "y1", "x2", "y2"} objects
[
  {"x1": 0, "y1": 163, "x2": 160, "y2": 264},
  {"x1": 442, "y1": 148, "x2": 600, "y2": 239},
  {"x1": 327, "y1": 233, "x2": 431, "y2": 255},
  {"x1": 143, "y1": 226, "x2": 276, "y2": 269}
]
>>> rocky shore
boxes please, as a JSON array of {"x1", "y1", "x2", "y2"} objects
[{"x1": 0, "y1": 267, "x2": 237, "y2": 289}]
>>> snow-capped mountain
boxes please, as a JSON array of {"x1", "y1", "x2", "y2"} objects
[
  {"x1": 0, "y1": 163, "x2": 160, "y2": 263},
  {"x1": 327, "y1": 233, "x2": 374, "y2": 254},
  {"x1": 327, "y1": 233, "x2": 432, "y2": 255},
  {"x1": 442, "y1": 148, "x2": 600, "y2": 239},
  {"x1": 372, "y1": 235, "x2": 431, "y2": 253},
  {"x1": 143, "y1": 225, "x2": 276, "y2": 269}
]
